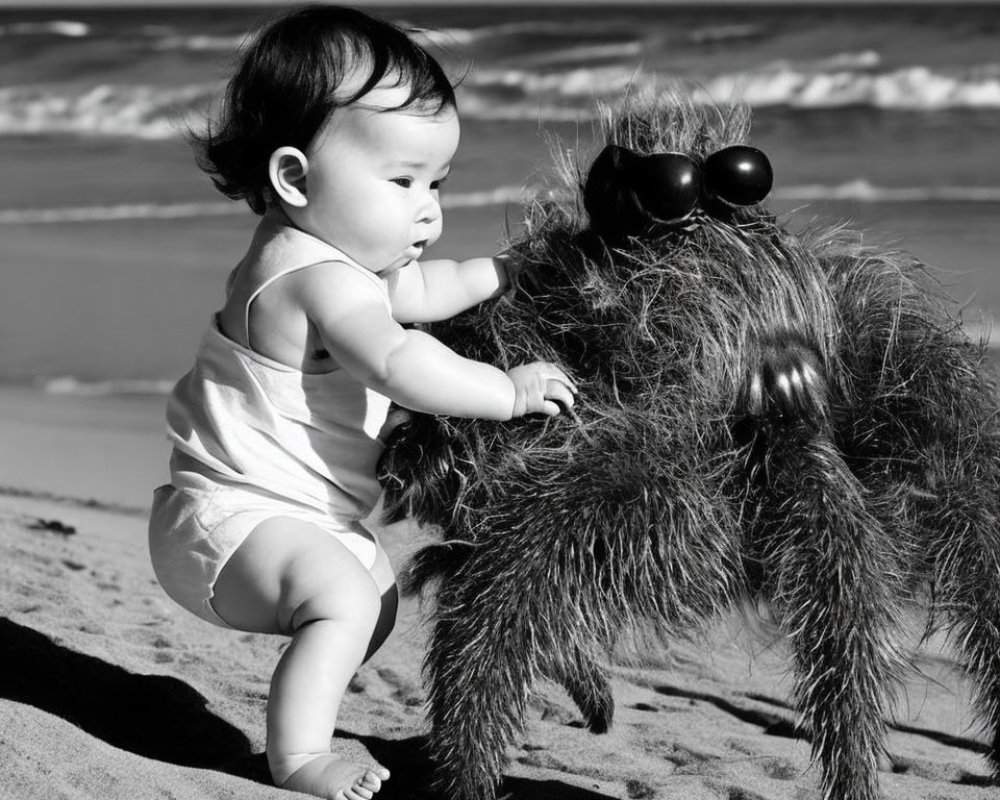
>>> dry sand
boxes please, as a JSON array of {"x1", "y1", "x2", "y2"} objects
[{"x1": 1, "y1": 386, "x2": 998, "y2": 800}]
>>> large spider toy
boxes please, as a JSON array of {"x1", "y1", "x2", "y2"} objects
[{"x1": 377, "y1": 92, "x2": 1000, "y2": 800}]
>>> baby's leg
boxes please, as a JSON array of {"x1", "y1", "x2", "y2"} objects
[{"x1": 211, "y1": 517, "x2": 394, "y2": 800}]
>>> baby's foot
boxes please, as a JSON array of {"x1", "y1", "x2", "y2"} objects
[{"x1": 276, "y1": 754, "x2": 389, "y2": 800}]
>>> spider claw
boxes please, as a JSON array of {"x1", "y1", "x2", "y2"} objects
[
  {"x1": 748, "y1": 372, "x2": 764, "y2": 416},
  {"x1": 748, "y1": 331, "x2": 828, "y2": 424}
]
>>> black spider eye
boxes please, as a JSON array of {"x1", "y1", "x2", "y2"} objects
[
  {"x1": 584, "y1": 144, "x2": 650, "y2": 237},
  {"x1": 703, "y1": 145, "x2": 773, "y2": 207},
  {"x1": 628, "y1": 152, "x2": 701, "y2": 224}
]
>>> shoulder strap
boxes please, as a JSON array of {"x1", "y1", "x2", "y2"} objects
[{"x1": 242, "y1": 213, "x2": 390, "y2": 348}]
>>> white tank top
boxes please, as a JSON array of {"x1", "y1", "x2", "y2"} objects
[{"x1": 166, "y1": 211, "x2": 392, "y2": 520}]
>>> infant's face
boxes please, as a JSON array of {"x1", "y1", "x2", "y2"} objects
[{"x1": 301, "y1": 83, "x2": 460, "y2": 274}]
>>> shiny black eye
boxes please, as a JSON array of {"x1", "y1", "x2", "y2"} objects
[
  {"x1": 584, "y1": 144, "x2": 648, "y2": 237},
  {"x1": 629, "y1": 152, "x2": 701, "y2": 224},
  {"x1": 703, "y1": 145, "x2": 773, "y2": 207}
]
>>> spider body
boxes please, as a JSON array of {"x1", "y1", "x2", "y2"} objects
[{"x1": 378, "y1": 94, "x2": 1000, "y2": 800}]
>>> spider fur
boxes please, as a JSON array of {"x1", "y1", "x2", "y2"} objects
[{"x1": 377, "y1": 90, "x2": 1000, "y2": 800}]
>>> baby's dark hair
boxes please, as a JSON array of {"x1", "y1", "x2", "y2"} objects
[{"x1": 192, "y1": 4, "x2": 457, "y2": 214}]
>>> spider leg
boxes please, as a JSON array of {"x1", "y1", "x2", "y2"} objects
[
  {"x1": 840, "y1": 404, "x2": 1000, "y2": 775},
  {"x1": 910, "y1": 439, "x2": 1000, "y2": 775},
  {"x1": 750, "y1": 429, "x2": 909, "y2": 800},
  {"x1": 817, "y1": 233, "x2": 1000, "y2": 780},
  {"x1": 421, "y1": 578, "x2": 537, "y2": 800},
  {"x1": 417, "y1": 441, "x2": 740, "y2": 800},
  {"x1": 550, "y1": 645, "x2": 615, "y2": 734},
  {"x1": 418, "y1": 548, "x2": 617, "y2": 799},
  {"x1": 934, "y1": 524, "x2": 1000, "y2": 775}
]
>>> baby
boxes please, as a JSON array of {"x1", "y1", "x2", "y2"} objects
[{"x1": 147, "y1": 6, "x2": 575, "y2": 800}]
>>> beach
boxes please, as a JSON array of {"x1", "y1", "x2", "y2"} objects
[
  {"x1": 4, "y1": 2, "x2": 1000, "y2": 798},
  {"x1": 3, "y1": 391, "x2": 1000, "y2": 800}
]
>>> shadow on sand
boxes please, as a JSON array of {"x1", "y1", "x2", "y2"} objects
[
  {"x1": 0, "y1": 616, "x2": 253, "y2": 769},
  {"x1": 349, "y1": 731, "x2": 617, "y2": 800},
  {"x1": 0, "y1": 617, "x2": 617, "y2": 797}
]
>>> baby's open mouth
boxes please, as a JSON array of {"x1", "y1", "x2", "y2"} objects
[{"x1": 405, "y1": 240, "x2": 428, "y2": 261}]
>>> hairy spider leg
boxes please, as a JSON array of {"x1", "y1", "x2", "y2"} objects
[{"x1": 748, "y1": 429, "x2": 909, "y2": 800}]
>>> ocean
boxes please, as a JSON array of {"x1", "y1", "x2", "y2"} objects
[{"x1": 2, "y1": 2, "x2": 1000, "y2": 396}]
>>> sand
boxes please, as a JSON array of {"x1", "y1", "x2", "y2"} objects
[{"x1": 1, "y1": 385, "x2": 998, "y2": 800}]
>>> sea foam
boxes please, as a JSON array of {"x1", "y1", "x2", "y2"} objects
[
  {"x1": 4, "y1": 59, "x2": 1000, "y2": 141},
  {"x1": 0, "y1": 20, "x2": 89, "y2": 38}
]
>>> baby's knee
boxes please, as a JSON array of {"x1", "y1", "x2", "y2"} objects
[{"x1": 284, "y1": 567, "x2": 383, "y2": 636}]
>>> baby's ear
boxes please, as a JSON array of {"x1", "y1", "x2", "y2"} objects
[{"x1": 268, "y1": 146, "x2": 309, "y2": 207}]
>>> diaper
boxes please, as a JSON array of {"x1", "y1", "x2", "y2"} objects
[{"x1": 148, "y1": 478, "x2": 378, "y2": 628}]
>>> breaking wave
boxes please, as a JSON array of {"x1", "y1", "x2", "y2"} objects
[
  {"x1": 4, "y1": 57, "x2": 1000, "y2": 140},
  {"x1": 0, "y1": 20, "x2": 89, "y2": 38},
  {"x1": 0, "y1": 82, "x2": 217, "y2": 140}
]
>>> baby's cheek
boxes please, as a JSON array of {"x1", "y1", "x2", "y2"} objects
[{"x1": 426, "y1": 218, "x2": 444, "y2": 246}]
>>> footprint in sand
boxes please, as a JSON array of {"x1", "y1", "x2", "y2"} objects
[
  {"x1": 760, "y1": 758, "x2": 798, "y2": 780},
  {"x1": 624, "y1": 778, "x2": 656, "y2": 799},
  {"x1": 374, "y1": 666, "x2": 424, "y2": 707}
]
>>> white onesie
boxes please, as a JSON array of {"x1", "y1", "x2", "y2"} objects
[{"x1": 149, "y1": 210, "x2": 393, "y2": 627}]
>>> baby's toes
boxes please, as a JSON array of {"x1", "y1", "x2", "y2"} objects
[
  {"x1": 343, "y1": 784, "x2": 373, "y2": 800},
  {"x1": 345, "y1": 768, "x2": 388, "y2": 800},
  {"x1": 363, "y1": 767, "x2": 389, "y2": 790}
]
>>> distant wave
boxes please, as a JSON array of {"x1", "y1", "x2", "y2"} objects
[
  {"x1": 0, "y1": 187, "x2": 531, "y2": 225},
  {"x1": 512, "y1": 41, "x2": 645, "y2": 69},
  {"x1": 460, "y1": 58, "x2": 1000, "y2": 119},
  {"x1": 4, "y1": 60, "x2": 1000, "y2": 140},
  {"x1": 0, "y1": 82, "x2": 217, "y2": 140},
  {"x1": 410, "y1": 19, "x2": 633, "y2": 47},
  {"x1": 442, "y1": 186, "x2": 531, "y2": 208},
  {"x1": 0, "y1": 202, "x2": 241, "y2": 224},
  {"x1": 408, "y1": 26, "x2": 478, "y2": 48},
  {"x1": 153, "y1": 33, "x2": 248, "y2": 52},
  {"x1": 42, "y1": 376, "x2": 174, "y2": 397},
  {"x1": 0, "y1": 20, "x2": 89, "y2": 38},
  {"x1": 815, "y1": 50, "x2": 882, "y2": 71},
  {"x1": 687, "y1": 23, "x2": 765, "y2": 45},
  {"x1": 2, "y1": 180, "x2": 998, "y2": 228},
  {"x1": 468, "y1": 65, "x2": 638, "y2": 99},
  {"x1": 0, "y1": 17, "x2": 617, "y2": 49},
  {"x1": 773, "y1": 180, "x2": 1000, "y2": 203},
  {"x1": 464, "y1": 59, "x2": 1000, "y2": 115},
  {"x1": 696, "y1": 62, "x2": 1000, "y2": 110},
  {"x1": 149, "y1": 18, "x2": 638, "y2": 53}
]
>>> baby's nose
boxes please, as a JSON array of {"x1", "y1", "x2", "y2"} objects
[{"x1": 418, "y1": 192, "x2": 442, "y2": 223}]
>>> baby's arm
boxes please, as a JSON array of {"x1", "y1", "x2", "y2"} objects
[
  {"x1": 385, "y1": 256, "x2": 508, "y2": 324},
  {"x1": 294, "y1": 262, "x2": 573, "y2": 420}
]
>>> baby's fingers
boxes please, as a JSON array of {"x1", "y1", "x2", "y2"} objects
[
  {"x1": 541, "y1": 378, "x2": 576, "y2": 416},
  {"x1": 541, "y1": 365, "x2": 578, "y2": 395}
]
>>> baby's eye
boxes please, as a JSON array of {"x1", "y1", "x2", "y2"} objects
[
  {"x1": 430, "y1": 177, "x2": 448, "y2": 191},
  {"x1": 391, "y1": 177, "x2": 413, "y2": 188}
]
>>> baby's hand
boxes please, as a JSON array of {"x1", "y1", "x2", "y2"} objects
[{"x1": 507, "y1": 362, "x2": 577, "y2": 418}]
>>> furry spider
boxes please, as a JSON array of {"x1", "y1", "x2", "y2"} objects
[{"x1": 377, "y1": 92, "x2": 1000, "y2": 800}]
